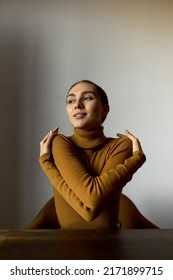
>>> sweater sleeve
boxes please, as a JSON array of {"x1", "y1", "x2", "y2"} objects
[
  {"x1": 39, "y1": 134, "x2": 146, "y2": 221},
  {"x1": 39, "y1": 153, "x2": 96, "y2": 221}
]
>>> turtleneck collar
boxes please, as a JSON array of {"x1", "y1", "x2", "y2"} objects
[{"x1": 71, "y1": 127, "x2": 107, "y2": 149}]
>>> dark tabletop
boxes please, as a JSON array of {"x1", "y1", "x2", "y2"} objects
[{"x1": 0, "y1": 229, "x2": 173, "y2": 260}]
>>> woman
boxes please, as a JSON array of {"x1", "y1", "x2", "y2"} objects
[{"x1": 39, "y1": 80, "x2": 146, "y2": 229}]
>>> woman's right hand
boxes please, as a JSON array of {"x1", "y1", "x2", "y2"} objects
[
  {"x1": 117, "y1": 130, "x2": 143, "y2": 153},
  {"x1": 40, "y1": 127, "x2": 59, "y2": 156}
]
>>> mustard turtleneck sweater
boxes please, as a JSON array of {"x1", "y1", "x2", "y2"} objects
[{"x1": 39, "y1": 127, "x2": 146, "y2": 229}]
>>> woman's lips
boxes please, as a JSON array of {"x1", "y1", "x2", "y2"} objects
[
  {"x1": 74, "y1": 112, "x2": 87, "y2": 118},
  {"x1": 74, "y1": 113, "x2": 87, "y2": 119}
]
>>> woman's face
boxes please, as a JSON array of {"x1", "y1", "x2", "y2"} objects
[{"x1": 66, "y1": 82, "x2": 109, "y2": 131}]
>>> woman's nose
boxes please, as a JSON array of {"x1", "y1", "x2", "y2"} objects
[{"x1": 75, "y1": 101, "x2": 84, "y2": 109}]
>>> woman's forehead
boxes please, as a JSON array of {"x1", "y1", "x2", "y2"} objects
[{"x1": 68, "y1": 82, "x2": 96, "y2": 93}]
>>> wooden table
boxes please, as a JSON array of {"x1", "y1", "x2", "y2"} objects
[{"x1": 0, "y1": 229, "x2": 173, "y2": 260}]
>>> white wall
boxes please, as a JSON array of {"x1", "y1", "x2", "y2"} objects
[{"x1": 0, "y1": 0, "x2": 173, "y2": 229}]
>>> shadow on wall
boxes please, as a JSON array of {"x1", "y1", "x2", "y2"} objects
[
  {"x1": 0, "y1": 26, "x2": 40, "y2": 228},
  {"x1": 0, "y1": 30, "x2": 23, "y2": 228}
]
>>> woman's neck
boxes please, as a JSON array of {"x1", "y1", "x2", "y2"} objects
[{"x1": 71, "y1": 126, "x2": 107, "y2": 149}]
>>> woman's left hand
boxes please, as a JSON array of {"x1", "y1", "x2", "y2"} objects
[
  {"x1": 40, "y1": 127, "x2": 58, "y2": 156},
  {"x1": 117, "y1": 130, "x2": 143, "y2": 153}
]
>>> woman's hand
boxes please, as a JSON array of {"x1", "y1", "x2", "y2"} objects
[
  {"x1": 117, "y1": 130, "x2": 143, "y2": 153},
  {"x1": 40, "y1": 127, "x2": 59, "y2": 156}
]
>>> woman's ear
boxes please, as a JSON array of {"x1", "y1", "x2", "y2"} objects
[
  {"x1": 103, "y1": 104, "x2": 110, "y2": 118},
  {"x1": 102, "y1": 104, "x2": 110, "y2": 123}
]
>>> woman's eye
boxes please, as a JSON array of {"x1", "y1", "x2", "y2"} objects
[
  {"x1": 67, "y1": 99, "x2": 75, "y2": 104},
  {"x1": 83, "y1": 96, "x2": 93, "y2": 101}
]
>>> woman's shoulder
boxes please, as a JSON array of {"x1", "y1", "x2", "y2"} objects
[
  {"x1": 52, "y1": 133, "x2": 132, "y2": 152},
  {"x1": 106, "y1": 136, "x2": 132, "y2": 148},
  {"x1": 52, "y1": 133, "x2": 73, "y2": 146},
  {"x1": 51, "y1": 134, "x2": 77, "y2": 156},
  {"x1": 105, "y1": 137, "x2": 132, "y2": 156}
]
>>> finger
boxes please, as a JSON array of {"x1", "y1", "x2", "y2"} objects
[
  {"x1": 125, "y1": 130, "x2": 137, "y2": 140},
  {"x1": 40, "y1": 131, "x2": 53, "y2": 145},
  {"x1": 41, "y1": 127, "x2": 58, "y2": 143},
  {"x1": 52, "y1": 127, "x2": 59, "y2": 135},
  {"x1": 53, "y1": 127, "x2": 59, "y2": 132},
  {"x1": 46, "y1": 130, "x2": 55, "y2": 144},
  {"x1": 117, "y1": 133, "x2": 126, "y2": 138},
  {"x1": 40, "y1": 132, "x2": 50, "y2": 144}
]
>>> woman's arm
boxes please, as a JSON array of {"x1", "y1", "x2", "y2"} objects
[
  {"x1": 39, "y1": 153, "x2": 97, "y2": 221},
  {"x1": 51, "y1": 131, "x2": 145, "y2": 210},
  {"x1": 39, "y1": 151, "x2": 145, "y2": 222},
  {"x1": 39, "y1": 130, "x2": 146, "y2": 221},
  {"x1": 39, "y1": 128, "x2": 97, "y2": 221}
]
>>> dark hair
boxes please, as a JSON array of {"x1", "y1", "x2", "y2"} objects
[
  {"x1": 68, "y1": 80, "x2": 109, "y2": 106},
  {"x1": 67, "y1": 80, "x2": 109, "y2": 123}
]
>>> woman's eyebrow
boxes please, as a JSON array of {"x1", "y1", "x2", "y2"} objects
[
  {"x1": 66, "y1": 93, "x2": 75, "y2": 98},
  {"x1": 67, "y1": 91, "x2": 95, "y2": 98}
]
